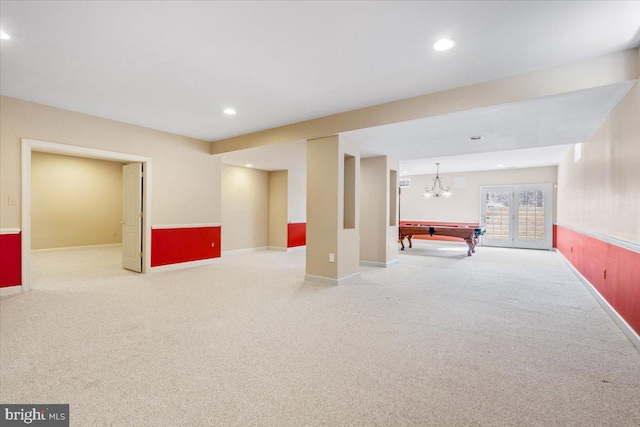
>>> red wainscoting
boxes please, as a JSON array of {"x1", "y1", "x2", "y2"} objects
[
  {"x1": 0, "y1": 231, "x2": 21, "y2": 288},
  {"x1": 287, "y1": 223, "x2": 306, "y2": 248},
  {"x1": 399, "y1": 221, "x2": 480, "y2": 242},
  {"x1": 555, "y1": 225, "x2": 640, "y2": 335},
  {"x1": 151, "y1": 226, "x2": 221, "y2": 267}
]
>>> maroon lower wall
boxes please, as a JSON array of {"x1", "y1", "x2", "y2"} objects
[
  {"x1": 0, "y1": 226, "x2": 223, "y2": 287},
  {"x1": 555, "y1": 225, "x2": 640, "y2": 335},
  {"x1": 151, "y1": 226, "x2": 221, "y2": 267},
  {"x1": 0, "y1": 232, "x2": 21, "y2": 288},
  {"x1": 287, "y1": 223, "x2": 306, "y2": 248}
]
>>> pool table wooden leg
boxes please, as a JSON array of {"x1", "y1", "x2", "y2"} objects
[{"x1": 465, "y1": 239, "x2": 473, "y2": 256}]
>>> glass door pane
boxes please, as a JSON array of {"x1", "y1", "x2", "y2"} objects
[
  {"x1": 514, "y1": 184, "x2": 552, "y2": 249},
  {"x1": 481, "y1": 188, "x2": 513, "y2": 247},
  {"x1": 518, "y1": 190, "x2": 545, "y2": 241}
]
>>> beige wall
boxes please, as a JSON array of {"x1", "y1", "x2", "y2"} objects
[
  {"x1": 221, "y1": 164, "x2": 269, "y2": 251},
  {"x1": 306, "y1": 135, "x2": 360, "y2": 280},
  {"x1": 269, "y1": 170, "x2": 288, "y2": 249},
  {"x1": 360, "y1": 156, "x2": 399, "y2": 265},
  {"x1": 337, "y1": 137, "x2": 360, "y2": 279},
  {"x1": 287, "y1": 170, "x2": 306, "y2": 223},
  {"x1": 31, "y1": 152, "x2": 123, "y2": 249},
  {"x1": 385, "y1": 157, "x2": 400, "y2": 264},
  {"x1": 0, "y1": 96, "x2": 221, "y2": 230},
  {"x1": 557, "y1": 80, "x2": 640, "y2": 244},
  {"x1": 400, "y1": 166, "x2": 558, "y2": 223}
]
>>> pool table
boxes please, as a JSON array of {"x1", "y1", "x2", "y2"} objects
[{"x1": 399, "y1": 224, "x2": 486, "y2": 256}]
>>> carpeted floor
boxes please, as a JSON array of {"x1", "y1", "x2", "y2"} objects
[{"x1": 1, "y1": 242, "x2": 639, "y2": 426}]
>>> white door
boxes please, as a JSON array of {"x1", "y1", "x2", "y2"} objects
[
  {"x1": 481, "y1": 183, "x2": 553, "y2": 250},
  {"x1": 122, "y1": 163, "x2": 143, "y2": 272}
]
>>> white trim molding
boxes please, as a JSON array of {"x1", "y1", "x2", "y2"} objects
[
  {"x1": 360, "y1": 259, "x2": 399, "y2": 268},
  {"x1": 557, "y1": 251, "x2": 640, "y2": 352},
  {"x1": 288, "y1": 220, "x2": 307, "y2": 224},
  {"x1": 287, "y1": 246, "x2": 306, "y2": 252},
  {"x1": 555, "y1": 223, "x2": 640, "y2": 254},
  {"x1": 304, "y1": 272, "x2": 360, "y2": 285},
  {"x1": 268, "y1": 246, "x2": 288, "y2": 252},
  {"x1": 152, "y1": 223, "x2": 221, "y2": 229},
  {"x1": 0, "y1": 286, "x2": 22, "y2": 297},
  {"x1": 0, "y1": 228, "x2": 21, "y2": 235},
  {"x1": 150, "y1": 258, "x2": 219, "y2": 273}
]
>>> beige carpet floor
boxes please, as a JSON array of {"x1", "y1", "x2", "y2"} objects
[{"x1": 1, "y1": 242, "x2": 639, "y2": 426}]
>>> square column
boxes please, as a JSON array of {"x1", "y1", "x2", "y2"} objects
[
  {"x1": 305, "y1": 135, "x2": 360, "y2": 284},
  {"x1": 268, "y1": 170, "x2": 288, "y2": 250},
  {"x1": 360, "y1": 156, "x2": 400, "y2": 267}
]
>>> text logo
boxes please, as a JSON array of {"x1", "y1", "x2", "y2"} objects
[{"x1": 1, "y1": 405, "x2": 68, "y2": 426}]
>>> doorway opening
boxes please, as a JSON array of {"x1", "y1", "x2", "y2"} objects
[{"x1": 21, "y1": 139, "x2": 152, "y2": 292}]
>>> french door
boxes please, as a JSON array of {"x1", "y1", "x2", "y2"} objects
[{"x1": 481, "y1": 183, "x2": 553, "y2": 250}]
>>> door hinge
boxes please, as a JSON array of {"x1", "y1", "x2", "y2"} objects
[
  {"x1": 140, "y1": 172, "x2": 144, "y2": 178},
  {"x1": 139, "y1": 252, "x2": 143, "y2": 258},
  {"x1": 139, "y1": 212, "x2": 144, "y2": 218}
]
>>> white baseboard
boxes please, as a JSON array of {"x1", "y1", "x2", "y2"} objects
[
  {"x1": 222, "y1": 247, "x2": 268, "y2": 256},
  {"x1": 0, "y1": 285, "x2": 22, "y2": 297},
  {"x1": 32, "y1": 243, "x2": 121, "y2": 252},
  {"x1": 557, "y1": 251, "x2": 640, "y2": 352},
  {"x1": 287, "y1": 246, "x2": 306, "y2": 252},
  {"x1": 304, "y1": 272, "x2": 360, "y2": 285},
  {"x1": 360, "y1": 259, "x2": 399, "y2": 268},
  {"x1": 150, "y1": 258, "x2": 219, "y2": 273}
]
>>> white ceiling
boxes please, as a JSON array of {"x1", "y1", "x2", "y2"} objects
[
  {"x1": 347, "y1": 82, "x2": 635, "y2": 160},
  {"x1": 219, "y1": 81, "x2": 634, "y2": 173},
  {"x1": 219, "y1": 140, "x2": 574, "y2": 175},
  {"x1": 1, "y1": 1, "x2": 639, "y2": 143},
  {"x1": 398, "y1": 145, "x2": 573, "y2": 176}
]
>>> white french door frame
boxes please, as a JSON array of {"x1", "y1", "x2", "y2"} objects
[
  {"x1": 21, "y1": 138, "x2": 152, "y2": 292},
  {"x1": 480, "y1": 183, "x2": 553, "y2": 250}
]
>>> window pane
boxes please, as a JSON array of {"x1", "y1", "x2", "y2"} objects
[
  {"x1": 485, "y1": 191, "x2": 510, "y2": 240},
  {"x1": 518, "y1": 190, "x2": 544, "y2": 241}
]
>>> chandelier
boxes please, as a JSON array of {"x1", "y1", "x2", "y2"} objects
[{"x1": 423, "y1": 163, "x2": 453, "y2": 198}]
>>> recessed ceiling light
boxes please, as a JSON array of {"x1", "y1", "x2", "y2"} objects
[
  {"x1": 433, "y1": 38, "x2": 455, "y2": 51},
  {"x1": 245, "y1": 164, "x2": 253, "y2": 168},
  {"x1": 470, "y1": 136, "x2": 483, "y2": 141},
  {"x1": 223, "y1": 108, "x2": 237, "y2": 115},
  {"x1": 0, "y1": 31, "x2": 10, "y2": 40},
  {"x1": 498, "y1": 164, "x2": 505, "y2": 168}
]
